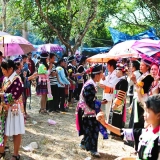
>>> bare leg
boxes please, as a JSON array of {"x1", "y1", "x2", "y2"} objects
[
  {"x1": 12, "y1": 134, "x2": 21, "y2": 156},
  {"x1": 41, "y1": 94, "x2": 47, "y2": 109},
  {"x1": 0, "y1": 135, "x2": 8, "y2": 153}
]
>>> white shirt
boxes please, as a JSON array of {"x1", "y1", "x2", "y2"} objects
[
  {"x1": 127, "y1": 70, "x2": 141, "y2": 96},
  {"x1": 101, "y1": 70, "x2": 119, "y2": 101}
]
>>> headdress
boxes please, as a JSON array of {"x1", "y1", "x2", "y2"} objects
[{"x1": 116, "y1": 63, "x2": 128, "y2": 72}]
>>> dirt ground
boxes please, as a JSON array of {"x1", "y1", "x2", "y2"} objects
[{"x1": 6, "y1": 88, "x2": 135, "y2": 160}]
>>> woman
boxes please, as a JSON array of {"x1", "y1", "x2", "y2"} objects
[
  {"x1": 36, "y1": 52, "x2": 52, "y2": 114},
  {"x1": 15, "y1": 59, "x2": 37, "y2": 118},
  {"x1": 111, "y1": 63, "x2": 128, "y2": 135},
  {"x1": 0, "y1": 60, "x2": 25, "y2": 160},
  {"x1": 96, "y1": 94, "x2": 160, "y2": 160},
  {"x1": 127, "y1": 60, "x2": 141, "y2": 105},
  {"x1": 76, "y1": 64, "x2": 108, "y2": 157},
  {"x1": 148, "y1": 63, "x2": 160, "y2": 95},
  {"x1": 130, "y1": 59, "x2": 154, "y2": 151}
]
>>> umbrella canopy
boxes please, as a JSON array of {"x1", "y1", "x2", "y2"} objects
[
  {"x1": 37, "y1": 43, "x2": 63, "y2": 52},
  {"x1": 0, "y1": 31, "x2": 10, "y2": 36},
  {"x1": 87, "y1": 53, "x2": 113, "y2": 63},
  {"x1": 107, "y1": 40, "x2": 140, "y2": 58},
  {"x1": 0, "y1": 36, "x2": 35, "y2": 56},
  {"x1": 107, "y1": 39, "x2": 160, "y2": 58}
]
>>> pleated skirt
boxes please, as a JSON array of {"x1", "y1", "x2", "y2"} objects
[{"x1": 5, "y1": 105, "x2": 25, "y2": 136}]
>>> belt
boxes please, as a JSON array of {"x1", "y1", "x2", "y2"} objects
[{"x1": 83, "y1": 114, "x2": 96, "y2": 118}]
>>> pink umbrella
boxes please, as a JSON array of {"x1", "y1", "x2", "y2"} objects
[
  {"x1": 107, "y1": 39, "x2": 160, "y2": 58},
  {"x1": 0, "y1": 35, "x2": 35, "y2": 56},
  {"x1": 37, "y1": 43, "x2": 63, "y2": 52}
]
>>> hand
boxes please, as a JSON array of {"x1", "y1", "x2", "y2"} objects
[
  {"x1": 99, "y1": 84, "x2": 106, "y2": 89},
  {"x1": 96, "y1": 112, "x2": 106, "y2": 125},
  {"x1": 112, "y1": 104, "x2": 118, "y2": 110},
  {"x1": 101, "y1": 99, "x2": 108, "y2": 104},
  {"x1": 33, "y1": 72, "x2": 38, "y2": 78},
  {"x1": 128, "y1": 105, "x2": 132, "y2": 114},
  {"x1": 130, "y1": 74, "x2": 136, "y2": 83}
]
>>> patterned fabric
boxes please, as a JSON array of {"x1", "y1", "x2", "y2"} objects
[
  {"x1": 76, "y1": 79, "x2": 108, "y2": 152},
  {"x1": 0, "y1": 72, "x2": 24, "y2": 145},
  {"x1": 121, "y1": 126, "x2": 160, "y2": 160}
]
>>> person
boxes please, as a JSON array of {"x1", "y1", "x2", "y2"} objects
[
  {"x1": 96, "y1": 94, "x2": 160, "y2": 160},
  {"x1": 127, "y1": 60, "x2": 141, "y2": 105},
  {"x1": 56, "y1": 58, "x2": 70, "y2": 112},
  {"x1": 76, "y1": 64, "x2": 108, "y2": 157},
  {"x1": 47, "y1": 53, "x2": 62, "y2": 113},
  {"x1": 36, "y1": 52, "x2": 52, "y2": 114},
  {"x1": 76, "y1": 56, "x2": 87, "y2": 101},
  {"x1": 27, "y1": 52, "x2": 35, "y2": 76},
  {"x1": 99, "y1": 59, "x2": 119, "y2": 123},
  {"x1": 0, "y1": 60, "x2": 25, "y2": 160},
  {"x1": 148, "y1": 63, "x2": 160, "y2": 95},
  {"x1": 129, "y1": 59, "x2": 154, "y2": 151},
  {"x1": 110, "y1": 63, "x2": 128, "y2": 136},
  {"x1": 14, "y1": 58, "x2": 37, "y2": 118},
  {"x1": 67, "y1": 56, "x2": 83, "y2": 106}
]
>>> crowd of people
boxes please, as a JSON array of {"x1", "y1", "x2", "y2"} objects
[{"x1": 0, "y1": 50, "x2": 159, "y2": 160}]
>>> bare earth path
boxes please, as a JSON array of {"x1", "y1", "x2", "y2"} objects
[{"x1": 6, "y1": 88, "x2": 134, "y2": 160}]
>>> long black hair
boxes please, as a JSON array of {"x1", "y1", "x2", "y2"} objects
[{"x1": 1, "y1": 60, "x2": 15, "y2": 71}]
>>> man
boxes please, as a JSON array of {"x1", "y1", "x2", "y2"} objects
[
  {"x1": 67, "y1": 56, "x2": 83, "y2": 105},
  {"x1": 99, "y1": 59, "x2": 119, "y2": 123},
  {"x1": 47, "y1": 53, "x2": 62, "y2": 112},
  {"x1": 56, "y1": 58, "x2": 70, "y2": 112}
]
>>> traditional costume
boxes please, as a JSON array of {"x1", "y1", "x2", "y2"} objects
[
  {"x1": 0, "y1": 72, "x2": 25, "y2": 146},
  {"x1": 67, "y1": 56, "x2": 77, "y2": 103},
  {"x1": 121, "y1": 125, "x2": 160, "y2": 160},
  {"x1": 129, "y1": 60, "x2": 154, "y2": 151},
  {"x1": 100, "y1": 67, "x2": 119, "y2": 122},
  {"x1": 76, "y1": 64, "x2": 108, "y2": 155},
  {"x1": 111, "y1": 64, "x2": 128, "y2": 136}
]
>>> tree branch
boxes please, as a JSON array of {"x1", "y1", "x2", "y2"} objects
[{"x1": 35, "y1": 0, "x2": 71, "y2": 50}]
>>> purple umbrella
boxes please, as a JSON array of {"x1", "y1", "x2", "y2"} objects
[
  {"x1": 37, "y1": 43, "x2": 63, "y2": 53},
  {"x1": 0, "y1": 35, "x2": 35, "y2": 56}
]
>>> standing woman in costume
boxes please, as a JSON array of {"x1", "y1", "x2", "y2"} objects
[
  {"x1": 148, "y1": 63, "x2": 160, "y2": 95},
  {"x1": 36, "y1": 52, "x2": 52, "y2": 114},
  {"x1": 76, "y1": 64, "x2": 107, "y2": 157},
  {"x1": 130, "y1": 59, "x2": 154, "y2": 151},
  {"x1": 0, "y1": 60, "x2": 25, "y2": 160},
  {"x1": 111, "y1": 63, "x2": 128, "y2": 136}
]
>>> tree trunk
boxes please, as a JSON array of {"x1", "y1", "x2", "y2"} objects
[
  {"x1": 22, "y1": 22, "x2": 28, "y2": 40},
  {"x1": 1, "y1": 0, "x2": 7, "y2": 32}
]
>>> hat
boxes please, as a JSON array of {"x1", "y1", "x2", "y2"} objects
[
  {"x1": 14, "y1": 57, "x2": 22, "y2": 63},
  {"x1": 141, "y1": 59, "x2": 152, "y2": 66},
  {"x1": 40, "y1": 52, "x2": 49, "y2": 58},
  {"x1": 79, "y1": 56, "x2": 87, "y2": 63},
  {"x1": 91, "y1": 64, "x2": 102, "y2": 74},
  {"x1": 68, "y1": 56, "x2": 75, "y2": 62},
  {"x1": 116, "y1": 63, "x2": 128, "y2": 72}
]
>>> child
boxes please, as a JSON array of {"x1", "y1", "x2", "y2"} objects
[{"x1": 96, "y1": 95, "x2": 160, "y2": 160}]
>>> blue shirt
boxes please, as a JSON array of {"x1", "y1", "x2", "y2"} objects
[{"x1": 56, "y1": 66, "x2": 70, "y2": 87}]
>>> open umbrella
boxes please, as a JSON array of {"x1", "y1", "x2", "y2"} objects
[
  {"x1": 0, "y1": 35, "x2": 35, "y2": 56},
  {"x1": 107, "y1": 39, "x2": 160, "y2": 58},
  {"x1": 0, "y1": 31, "x2": 10, "y2": 36},
  {"x1": 37, "y1": 43, "x2": 63, "y2": 53},
  {"x1": 87, "y1": 53, "x2": 113, "y2": 63}
]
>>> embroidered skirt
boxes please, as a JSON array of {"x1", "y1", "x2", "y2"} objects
[{"x1": 36, "y1": 81, "x2": 48, "y2": 95}]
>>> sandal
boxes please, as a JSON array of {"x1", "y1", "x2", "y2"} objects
[
  {"x1": 39, "y1": 109, "x2": 49, "y2": 115},
  {"x1": 0, "y1": 152, "x2": 5, "y2": 159},
  {"x1": 11, "y1": 155, "x2": 20, "y2": 160}
]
